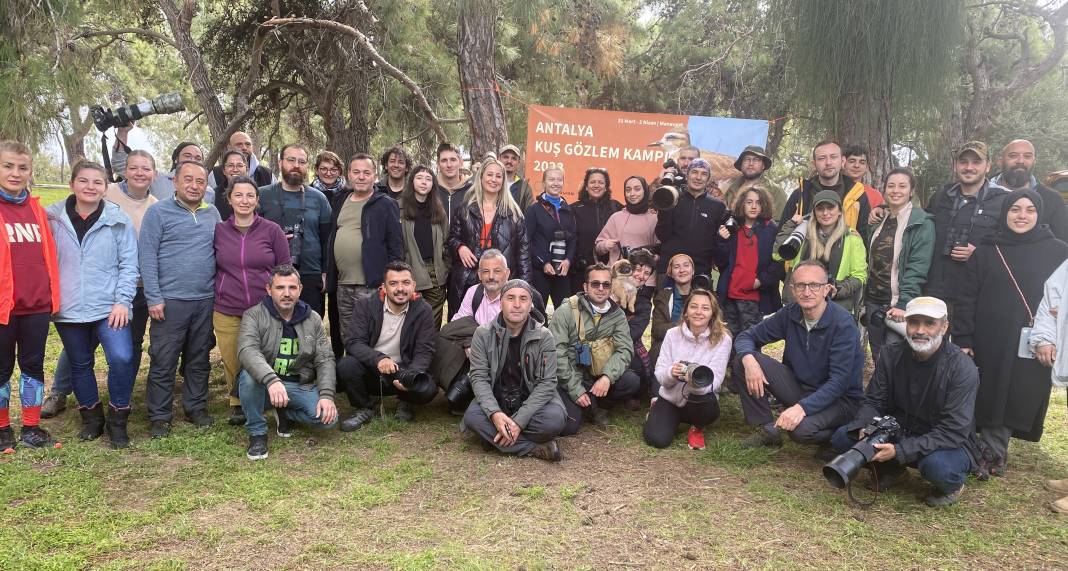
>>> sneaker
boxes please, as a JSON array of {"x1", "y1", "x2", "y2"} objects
[
  {"x1": 1045, "y1": 479, "x2": 1068, "y2": 495},
  {"x1": 40, "y1": 394, "x2": 68, "y2": 419},
  {"x1": 814, "y1": 445, "x2": 837, "y2": 463},
  {"x1": 185, "y1": 409, "x2": 214, "y2": 428},
  {"x1": 395, "y1": 400, "x2": 415, "y2": 423},
  {"x1": 19, "y1": 426, "x2": 55, "y2": 449},
  {"x1": 740, "y1": 428, "x2": 783, "y2": 449},
  {"x1": 865, "y1": 469, "x2": 909, "y2": 492},
  {"x1": 0, "y1": 426, "x2": 16, "y2": 451},
  {"x1": 275, "y1": 409, "x2": 293, "y2": 438},
  {"x1": 227, "y1": 406, "x2": 246, "y2": 426},
  {"x1": 246, "y1": 434, "x2": 269, "y2": 461},
  {"x1": 530, "y1": 439, "x2": 562, "y2": 462},
  {"x1": 150, "y1": 420, "x2": 171, "y2": 439},
  {"x1": 687, "y1": 426, "x2": 705, "y2": 451},
  {"x1": 339, "y1": 408, "x2": 375, "y2": 432},
  {"x1": 924, "y1": 485, "x2": 964, "y2": 508},
  {"x1": 1050, "y1": 495, "x2": 1068, "y2": 514}
]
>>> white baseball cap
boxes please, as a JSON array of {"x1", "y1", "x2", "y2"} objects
[{"x1": 904, "y1": 296, "x2": 948, "y2": 319}]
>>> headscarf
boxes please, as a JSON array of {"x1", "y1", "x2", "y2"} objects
[
  {"x1": 623, "y1": 176, "x2": 650, "y2": 214},
  {"x1": 994, "y1": 188, "x2": 1053, "y2": 246}
]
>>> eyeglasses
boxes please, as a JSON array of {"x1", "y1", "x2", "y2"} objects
[
  {"x1": 791, "y1": 282, "x2": 828, "y2": 292},
  {"x1": 587, "y1": 281, "x2": 612, "y2": 290},
  {"x1": 317, "y1": 166, "x2": 340, "y2": 174}
]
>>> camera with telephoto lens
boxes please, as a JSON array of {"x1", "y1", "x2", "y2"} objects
[
  {"x1": 678, "y1": 361, "x2": 714, "y2": 389},
  {"x1": 692, "y1": 273, "x2": 714, "y2": 291},
  {"x1": 869, "y1": 305, "x2": 888, "y2": 325},
  {"x1": 822, "y1": 416, "x2": 902, "y2": 489},
  {"x1": 284, "y1": 223, "x2": 304, "y2": 269},
  {"x1": 387, "y1": 368, "x2": 431, "y2": 390},
  {"x1": 651, "y1": 159, "x2": 687, "y2": 211},
  {"x1": 550, "y1": 230, "x2": 567, "y2": 273},
  {"x1": 90, "y1": 93, "x2": 186, "y2": 132},
  {"x1": 778, "y1": 216, "x2": 810, "y2": 260}
]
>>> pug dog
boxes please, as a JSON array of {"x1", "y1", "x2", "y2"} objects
[{"x1": 610, "y1": 258, "x2": 638, "y2": 313}]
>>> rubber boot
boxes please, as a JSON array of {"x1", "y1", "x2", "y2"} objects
[
  {"x1": 105, "y1": 406, "x2": 131, "y2": 449},
  {"x1": 78, "y1": 403, "x2": 106, "y2": 441}
]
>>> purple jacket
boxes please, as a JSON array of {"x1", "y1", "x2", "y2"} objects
[{"x1": 214, "y1": 215, "x2": 291, "y2": 316}]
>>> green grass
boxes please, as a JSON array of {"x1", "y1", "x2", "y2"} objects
[
  {"x1": 33, "y1": 186, "x2": 70, "y2": 207},
  {"x1": 0, "y1": 335, "x2": 1065, "y2": 569}
]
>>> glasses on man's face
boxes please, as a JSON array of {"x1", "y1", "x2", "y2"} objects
[
  {"x1": 791, "y1": 282, "x2": 827, "y2": 293},
  {"x1": 587, "y1": 280, "x2": 612, "y2": 290}
]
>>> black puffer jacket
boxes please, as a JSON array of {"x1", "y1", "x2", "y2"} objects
[{"x1": 447, "y1": 201, "x2": 532, "y2": 299}]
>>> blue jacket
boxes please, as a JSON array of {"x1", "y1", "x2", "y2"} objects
[
  {"x1": 525, "y1": 194, "x2": 577, "y2": 268},
  {"x1": 46, "y1": 200, "x2": 139, "y2": 323},
  {"x1": 716, "y1": 219, "x2": 784, "y2": 315},
  {"x1": 734, "y1": 301, "x2": 864, "y2": 414},
  {"x1": 138, "y1": 197, "x2": 221, "y2": 305},
  {"x1": 324, "y1": 189, "x2": 404, "y2": 292}
]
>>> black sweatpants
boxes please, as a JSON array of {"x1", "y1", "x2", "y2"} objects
[
  {"x1": 532, "y1": 271, "x2": 571, "y2": 312},
  {"x1": 643, "y1": 396, "x2": 721, "y2": 449},
  {"x1": 145, "y1": 298, "x2": 214, "y2": 422},
  {"x1": 335, "y1": 356, "x2": 438, "y2": 410}
]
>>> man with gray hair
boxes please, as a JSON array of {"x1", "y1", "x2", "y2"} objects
[
  {"x1": 830, "y1": 296, "x2": 980, "y2": 507},
  {"x1": 462, "y1": 279, "x2": 565, "y2": 461}
]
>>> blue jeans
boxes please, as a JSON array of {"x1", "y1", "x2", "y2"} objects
[
  {"x1": 52, "y1": 287, "x2": 149, "y2": 398},
  {"x1": 54, "y1": 320, "x2": 135, "y2": 408},
  {"x1": 831, "y1": 425, "x2": 971, "y2": 494},
  {"x1": 237, "y1": 370, "x2": 337, "y2": 436}
]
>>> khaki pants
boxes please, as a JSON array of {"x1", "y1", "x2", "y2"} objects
[{"x1": 212, "y1": 311, "x2": 243, "y2": 407}]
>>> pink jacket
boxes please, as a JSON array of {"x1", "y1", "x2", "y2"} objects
[
  {"x1": 594, "y1": 210, "x2": 659, "y2": 286},
  {"x1": 654, "y1": 323, "x2": 731, "y2": 407}
]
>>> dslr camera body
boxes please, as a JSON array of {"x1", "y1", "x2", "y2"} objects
[
  {"x1": 822, "y1": 415, "x2": 902, "y2": 489},
  {"x1": 651, "y1": 159, "x2": 687, "y2": 211}
]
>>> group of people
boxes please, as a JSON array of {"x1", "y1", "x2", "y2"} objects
[{"x1": 1, "y1": 129, "x2": 1065, "y2": 512}]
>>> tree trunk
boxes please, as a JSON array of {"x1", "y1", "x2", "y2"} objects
[
  {"x1": 458, "y1": 0, "x2": 507, "y2": 160},
  {"x1": 158, "y1": 0, "x2": 227, "y2": 140},
  {"x1": 836, "y1": 90, "x2": 893, "y2": 187}
]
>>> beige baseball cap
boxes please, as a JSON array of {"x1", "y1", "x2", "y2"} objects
[
  {"x1": 904, "y1": 296, "x2": 948, "y2": 319},
  {"x1": 498, "y1": 144, "x2": 521, "y2": 157}
]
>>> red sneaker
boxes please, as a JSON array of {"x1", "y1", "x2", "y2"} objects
[{"x1": 687, "y1": 426, "x2": 705, "y2": 451}]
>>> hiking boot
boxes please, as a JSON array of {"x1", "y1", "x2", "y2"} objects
[
  {"x1": 1050, "y1": 495, "x2": 1068, "y2": 515},
  {"x1": 740, "y1": 427, "x2": 783, "y2": 449},
  {"x1": 184, "y1": 409, "x2": 214, "y2": 428},
  {"x1": 395, "y1": 401, "x2": 415, "y2": 423},
  {"x1": 624, "y1": 398, "x2": 641, "y2": 412},
  {"x1": 40, "y1": 394, "x2": 68, "y2": 419},
  {"x1": 687, "y1": 426, "x2": 705, "y2": 451},
  {"x1": 339, "y1": 408, "x2": 375, "y2": 432},
  {"x1": 590, "y1": 404, "x2": 609, "y2": 428},
  {"x1": 925, "y1": 485, "x2": 964, "y2": 508},
  {"x1": 105, "y1": 406, "x2": 131, "y2": 449},
  {"x1": 530, "y1": 439, "x2": 562, "y2": 462},
  {"x1": 275, "y1": 409, "x2": 293, "y2": 438},
  {"x1": 989, "y1": 457, "x2": 1006, "y2": 478},
  {"x1": 0, "y1": 426, "x2": 15, "y2": 452},
  {"x1": 865, "y1": 469, "x2": 909, "y2": 492},
  {"x1": 150, "y1": 420, "x2": 171, "y2": 439},
  {"x1": 77, "y1": 403, "x2": 106, "y2": 441},
  {"x1": 814, "y1": 445, "x2": 837, "y2": 463},
  {"x1": 246, "y1": 434, "x2": 269, "y2": 461},
  {"x1": 1045, "y1": 479, "x2": 1068, "y2": 495},
  {"x1": 19, "y1": 426, "x2": 55, "y2": 449},
  {"x1": 227, "y1": 406, "x2": 246, "y2": 426}
]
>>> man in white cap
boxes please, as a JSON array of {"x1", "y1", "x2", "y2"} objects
[
  {"x1": 830, "y1": 296, "x2": 981, "y2": 507},
  {"x1": 498, "y1": 144, "x2": 534, "y2": 210}
]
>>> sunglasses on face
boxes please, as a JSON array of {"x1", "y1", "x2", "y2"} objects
[{"x1": 587, "y1": 281, "x2": 612, "y2": 290}]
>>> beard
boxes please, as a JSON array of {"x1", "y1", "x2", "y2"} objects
[
  {"x1": 282, "y1": 168, "x2": 305, "y2": 187},
  {"x1": 908, "y1": 332, "x2": 943, "y2": 354},
  {"x1": 742, "y1": 169, "x2": 763, "y2": 181},
  {"x1": 1001, "y1": 167, "x2": 1032, "y2": 189}
]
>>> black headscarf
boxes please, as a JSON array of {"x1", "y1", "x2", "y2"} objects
[
  {"x1": 993, "y1": 188, "x2": 1054, "y2": 246},
  {"x1": 623, "y1": 176, "x2": 650, "y2": 214}
]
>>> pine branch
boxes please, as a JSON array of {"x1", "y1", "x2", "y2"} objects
[{"x1": 67, "y1": 27, "x2": 179, "y2": 50}]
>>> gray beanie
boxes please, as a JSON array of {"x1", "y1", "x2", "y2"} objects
[{"x1": 501, "y1": 279, "x2": 535, "y2": 298}]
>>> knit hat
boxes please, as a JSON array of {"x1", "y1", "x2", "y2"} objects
[
  {"x1": 688, "y1": 158, "x2": 712, "y2": 173},
  {"x1": 501, "y1": 279, "x2": 536, "y2": 298}
]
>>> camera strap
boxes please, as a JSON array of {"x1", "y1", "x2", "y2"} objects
[
  {"x1": 995, "y1": 245, "x2": 1034, "y2": 326},
  {"x1": 846, "y1": 471, "x2": 879, "y2": 508},
  {"x1": 101, "y1": 133, "x2": 117, "y2": 183}
]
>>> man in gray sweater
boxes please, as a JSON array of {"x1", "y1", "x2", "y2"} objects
[{"x1": 138, "y1": 160, "x2": 221, "y2": 437}]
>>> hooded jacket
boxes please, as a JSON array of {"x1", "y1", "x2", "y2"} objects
[
  {"x1": 46, "y1": 200, "x2": 138, "y2": 323},
  {"x1": 0, "y1": 193, "x2": 60, "y2": 324},
  {"x1": 324, "y1": 189, "x2": 405, "y2": 292},
  {"x1": 469, "y1": 312, "x2": 562, "y2": 429},
  {"x1": 213, "y1": 214, "x2": 292, "y2": 317},
  {"x1": 780, "y1": 175, "x2": 870, "y2": 237},
  {"x1": 549, "y1": 294, "x2": 634, "y2": 401},
  {"x1": 655, "y1": 189, "x2": 728, "y2": 275},
  {"x1": 654, "y1": 323, "x2": 732, "y2": 407},
  {"x1": 716, "y1": 218, "x2": 784, "y2": 315},
  {"x1": 525, "y1": 194, "x2": 577, "y2": 269},
  {"x1": 238, "y1": 297, "x2": 336, "y2": 400}
]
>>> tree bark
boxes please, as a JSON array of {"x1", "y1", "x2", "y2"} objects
[
  {"x1": 458, "y1": 0, "x2": 508, "y2": 160},
  {"x1": 158, "y1": 0, "x2": 227, "y2": 140}
]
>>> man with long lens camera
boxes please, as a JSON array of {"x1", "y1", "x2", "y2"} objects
[
  {"x1": 550, "y1": 263, "x2": 640, "y2": 434},
  {"x1": 236, "y1": 265, "x2": 338, "y2": 461},
  {"x1": 732, "y1": 261, "x2": 863, "y2": 458},
  {"x1": 924, "y1": 141, "x2": 1007, "y2": 319},
  {"x1": 336, "y1": 262, "x2": 438, "y2": 431},
  {"x1": 828, "y1": 296, "x2": 979, "y2": 507},
  {"x1": 654, "y1": 158, "x2": 729, "y2": 277},
  {"x1": 461, "y1": 279, "x2": 565, "y2": 462}
]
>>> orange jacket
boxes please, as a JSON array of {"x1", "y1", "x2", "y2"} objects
[{"x1": 0, "y1": 194, "x2": 60, "y2": 325}]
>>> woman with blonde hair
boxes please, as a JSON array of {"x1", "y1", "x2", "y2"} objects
[
  {"x1": 643, "y1": 289, "x2": 731, "y2": 450},
  {"x1": 446, "y1": 156, "x2": 532, "y2": 318}
]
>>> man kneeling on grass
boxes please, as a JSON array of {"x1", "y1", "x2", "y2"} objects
[
  {"x1": 237, "y1": 264, "x2": 338, "y2": 460},
  {"x1": 830, "y1": 297, "x2": 979, "y2": 507},
  {"x1": 462, "y1": 279, "x2": 565, "y2": 461}
]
